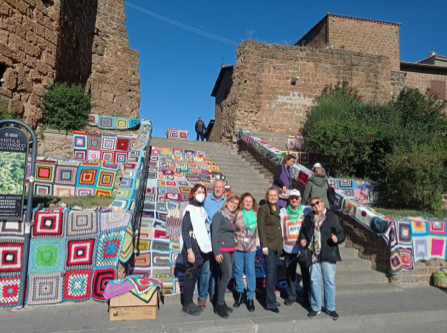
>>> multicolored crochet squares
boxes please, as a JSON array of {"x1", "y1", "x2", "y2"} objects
[
  {"x1": 27, "y1": 158, "x2": 118, "y2": 198},
  {"x1": 73, "y1": 132, "x2": 136, "y2": 164},
  {"x1": 88, "y1": 114, "x2": 141, "y2": 130},
  {"x1": 166, "y1": 128, "x2": 189, "y2": 140}
]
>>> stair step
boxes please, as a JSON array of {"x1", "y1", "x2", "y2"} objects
[
  {"x1": 337, "y1": 257, "x2": 373, "y2": 271},
  {"x1": 335, "y1": 282, "x2": 401, "y2": 295},
  {"x1": 336, "y1": 269, "x2": 389, "y2": 285}
]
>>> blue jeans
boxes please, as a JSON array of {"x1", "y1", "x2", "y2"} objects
[
  {"x1": 198, "y1": 258, "x2": 215, "y2": 301},
  {"x1": 233, "y1": 250, "x2": 256, "y2": 300},
  {"x1": 310, "y1": 261, "x2": 337, "y2": 312}
]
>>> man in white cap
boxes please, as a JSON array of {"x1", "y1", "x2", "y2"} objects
[{"x1": 279, "y1": 189, "x2": 310, "y2": 306}]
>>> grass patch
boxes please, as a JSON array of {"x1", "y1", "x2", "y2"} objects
[
  {"x1": 28, "y1": 195, "x2": 115, "y2": 209},
  {"x1": 373, "y1": 207, "x2": 447, "y2": 219}
]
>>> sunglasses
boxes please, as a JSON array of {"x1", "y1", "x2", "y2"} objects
[
  {"x1": 310, "y1": 201, "x2": 321, "y2": 207},
  {"x1": 289, "y1": 196, "x2": 300, "y2": 200}
]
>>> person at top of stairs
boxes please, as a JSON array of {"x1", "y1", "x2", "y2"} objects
[{"x1": 273, "y1": 154, "x2": 296, "y2": 208}]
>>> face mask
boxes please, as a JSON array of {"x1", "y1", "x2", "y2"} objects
[{"x1": 195, "y1": 193, "x2": 205, "y2": 203}]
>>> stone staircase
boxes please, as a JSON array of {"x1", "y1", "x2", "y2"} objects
[
  {"x1": 151, "y1": 137, "x2": 272, "y2": 202},
  {"x1": 150, "y1": 137, "x2": 400, "y2": 295}
]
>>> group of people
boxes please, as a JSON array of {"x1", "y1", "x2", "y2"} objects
[{"x1": 180, "y1": 156, "x2": 345, "y2": 321}]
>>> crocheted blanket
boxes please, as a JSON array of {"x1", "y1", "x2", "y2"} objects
[
  {"x1": 25, "y1": 207, "x2": 131, "y2": 305},
  {"x1": 104, "y1": 276, "x2": 163, "y2": 302},
  {"x1": 26, "y1": 158, "x2": 118, "y2": 198},
  {"x1": 166, "y1": 129, "x2": 188, "y2": 140},
  {"x1": 88, "y1": 114, "x2": 141, "y2": 130},
  {"x1": 73, "y1": 131, "x2": 137, "y2": 164},
  {"x1": 0, "y1": 220, "x2": 25, "y2": 308}
]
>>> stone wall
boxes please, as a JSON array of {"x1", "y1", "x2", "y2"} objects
[
  {"x1": 0, "y1": 0, "x2": 60, "y2": 127},
  {"x1": 87, "y1": 0, "x2": 140, "y2": 118},
  {"x1": 0, "y1": 0, "x2": 140, "y2": 129},
  {"x1": 299, "y1": 19, "x2": 327, "y2": 49},
  {"x1": 209, "y1": 67, "x2": 233, "y2": 142},
  {"x1": 218, "y1": 40, "x2": 392, "y2": 145}
]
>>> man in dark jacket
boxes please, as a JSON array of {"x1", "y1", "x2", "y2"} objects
[
  {"x1": 195, "y1": 117, "x2": 206, "y2": 141},
  {"x1": 299, "y1": 196, "x2": 345, "y2": 321}
]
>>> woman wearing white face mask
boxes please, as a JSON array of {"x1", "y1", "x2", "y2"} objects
[{"x1": 180, "y1": 184, "x2": 212, "y2": 316}]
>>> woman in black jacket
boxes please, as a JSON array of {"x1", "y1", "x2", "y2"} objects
[
  {"x1": 181, "y1": 184, "x2": 212, "y2": 316},
  {"x1": 212, "y1": 195, "x2": 240, "y2": 318},
  {"x1": 257, "y1": 187, "x2": 283, "y2": 313}
]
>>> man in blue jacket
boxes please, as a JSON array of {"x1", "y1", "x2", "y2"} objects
[
  {"x1": 198, "y1": 179, "x2": 226, "y2": 308},
  {"x1": 299, "y1": 196, "x2": 345, "y2": 321}
]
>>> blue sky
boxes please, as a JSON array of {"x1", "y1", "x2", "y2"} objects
[{"x1": 124, "y1": 0, "x2": 447, "y2": 138}]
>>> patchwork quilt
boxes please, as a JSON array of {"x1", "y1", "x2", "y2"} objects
[
  {"x1": 166, "y1": 129, "x2": 188, "y2": 140},
  {"x1": 25, "y1": 207, "x2": 132, "y2": 305},
  {"x1": 26, "y1": 158, "x2": 118, "y2": 198},
  {"x1": 0, "y1": 221, "x2": 25, "y2": 307},
  {"x1": 73, "y1": 131, "x2": 137, "y2": 164},
  {"x1": 88, "y1": 114, "x2": 141, "y2": 130}
]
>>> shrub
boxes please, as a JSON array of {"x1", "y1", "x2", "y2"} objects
[
  {"x1": 41, "y1": 83, "x2": 92, "y2": 131},
  {"x1": 301, "y1": 83, "x2": 447, "y2": 211}
]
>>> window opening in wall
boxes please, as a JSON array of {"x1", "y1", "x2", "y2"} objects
[{"x1": 0, "y1": 63, "x2": 7, "y2": 86}]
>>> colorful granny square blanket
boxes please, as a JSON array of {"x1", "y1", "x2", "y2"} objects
[
  {"x1": 0, "y1": 275, "x2": 20, "y2": 307},
  {"x1": 27, "y1": 273, "x2": 63, "y2": 305},
  {"x1": 0, "y1": 241, "x2": 23, "y2": 274}
]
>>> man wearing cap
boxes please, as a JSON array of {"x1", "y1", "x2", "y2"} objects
[{"x1": 279, "y1": 189, "x2": 310, "y2": 306}]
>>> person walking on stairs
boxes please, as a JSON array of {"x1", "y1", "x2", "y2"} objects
[
  {"x1": 273, "y1": 154, "x2": 296, "y2": 208},
  {"x1": 257, "y1": 187, "x2": 283, "y2": 313},
  {"x1": 212, "y1": 195, "x2": 241, "y2": 318},
  {"x1": 180, "y1": 184, "x2": 212, "y2": 316},
  {"x1": 299, "y1": 197, "x2": 345, "y2": 321},
  {"x1": 233, "y1": 193, "x2": 258, "y2": 312},
  {"x1": 302, "y1": 163, "x2": 330, "y2": 208},
  {"x1": 279, "y1": 189, "x2": 311, "y2": 307},
  {"x1": 195, "y1": 117, "x2": 206, "y2": 141}
]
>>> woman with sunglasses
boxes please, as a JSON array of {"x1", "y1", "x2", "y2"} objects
[
  {"x1": 180, "y1": 184, "x2": 212, "y2": 316},
  {"x1": 257, "y1": 187, "x2": 283, "y2": 313},
  {"x1": 279, "y1": 189, "x2": 310, "y2": 307},
  {"x1": 212, "y1": 195, "x2": 241, "y2": 318},
  {"x1": 233, "y1": 193, "x2": 258, "y2": 312}
]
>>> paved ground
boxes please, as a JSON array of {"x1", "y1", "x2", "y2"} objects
[{"x1": 1, "y1": 286, "x2": 447, "y2": 333}]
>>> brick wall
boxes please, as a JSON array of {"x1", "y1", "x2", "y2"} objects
[
  {"x1": 328, "y1": 17, "x2": 400, "y2": 71},
  {"x1": 87, "y1": 0, "x2": 141, "y2": 118},
  {"x1": 298, "y1": 19, "x2": 327, "y2": 49},
  {"x1": 404, "y1": 71, "x2": 447, "y2": 99},
  {"x1": 217, "y1": 40, "x2": 392, "y2": 145}
]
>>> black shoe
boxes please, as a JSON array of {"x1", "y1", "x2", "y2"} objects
[
  {"x1": 247, "y1": 298, "x2": 255, "y2": 312},
  {"x1": 267, "y1": 307, "x2": 280, "y2": 313},
  {"x1": 285, "y1": 298, "x2": 295, "y2": 306},
  {"x1": 308, "y1": 310, "x2": 321, "y2": 319},
  {"x1": 215, "y1": 304, "x2": 229, "y2": 318},
  {"x1": 182, "y1": 303, "x2": 201, "y2": 316},
  {"x1": 233, "y1": 292, "x2": 244, "y2": 308},
  {"x1": 328, "y1": 310, "x2": 339, "y2": 321},
  {"x1": 223, "y1": 302, "x2": 233, "y2": 313},
  {"x1": 276, "y1": 302, "x2": 281, "y2": 307}
]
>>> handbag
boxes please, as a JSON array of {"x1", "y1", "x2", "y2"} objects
[
  {"x1": 327, "y1": 181, "x2": 336, "y2": 207},
  {"x1": 297, "y1": 247, "x2": 313, "y2": 268}
]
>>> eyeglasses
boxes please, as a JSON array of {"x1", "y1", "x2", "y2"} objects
[{"x1": 310, "y1": 201, "x2": 320, "y2": 207}]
